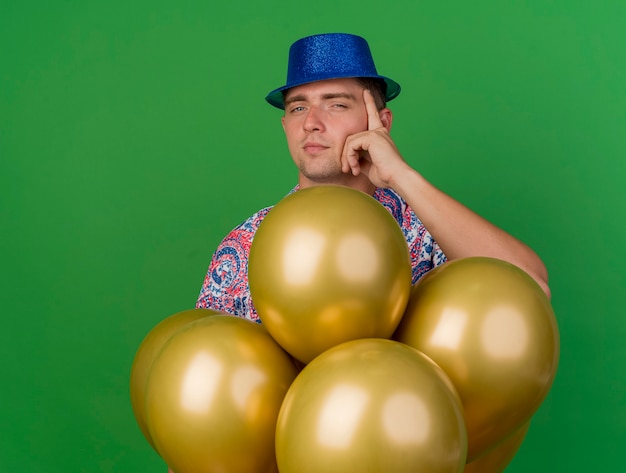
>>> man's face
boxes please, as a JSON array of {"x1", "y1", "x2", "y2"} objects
[{"x1": 281, "y1": 78, "x2": 369, "y2": 188}]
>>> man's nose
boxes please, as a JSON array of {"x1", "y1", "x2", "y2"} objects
[{"x1": 303, "y1": 107, "x2": 325, "y2": 132}]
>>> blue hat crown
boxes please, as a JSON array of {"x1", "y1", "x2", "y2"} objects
[{"x1": 266, "y1": 33, "x2": 401, "y2": 109}]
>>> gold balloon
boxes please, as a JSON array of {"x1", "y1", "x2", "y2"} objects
[
  {"x1": 464, "y1": 422, "x2": 530, "y2": 473},
  {"x1": 145, "y1": 315, "x2": 298, "y2": 473},
  {"x1": 130, "y1": 308, "x2": 220, "y2": 449},
  {"x1": 275, "y1": 338, "x2": 467, "y2": 473},
  {"x1": 394, "y1": 257, "x2": 559, "y2": 461},
  {"x1": 249, "y1": 185, "x2": 412, "y2": 363}
]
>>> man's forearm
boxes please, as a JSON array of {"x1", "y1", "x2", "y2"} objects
[{"x1": 391, "y1": 168, "x2": 551, "y2": 298}]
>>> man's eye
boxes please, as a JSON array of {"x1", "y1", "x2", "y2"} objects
[
  {"x1": 332, "y1": 103, "x2": 347, "y2": 109},
  {"x1": 290, "y1": 106, "x2": 306, "y2": 113}
]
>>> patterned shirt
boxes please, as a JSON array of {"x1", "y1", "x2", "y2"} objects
[{"x1": 196, "y1": 186, "x2": 447, "y2": 322}]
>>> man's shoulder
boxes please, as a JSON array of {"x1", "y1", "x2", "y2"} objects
[
  {"x1": 373, "y1": 187, "x2": 409, "y2": 218},
  {"x1": 235, "y1": 206, "x2": 273, "y2": 233}
]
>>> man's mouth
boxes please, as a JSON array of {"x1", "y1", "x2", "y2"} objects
[{"x1": 303, "y1": 142, "x2": 329, "y2": 154}]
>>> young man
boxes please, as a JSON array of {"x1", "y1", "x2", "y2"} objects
[{"x1": 196, "y1": 33, "x2": 550, "y2": 321}]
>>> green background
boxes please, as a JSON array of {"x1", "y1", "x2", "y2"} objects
[{"x1": 1, "y1": 0, "x2": 624, "y2": 471}]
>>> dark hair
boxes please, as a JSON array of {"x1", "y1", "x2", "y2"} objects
[{"x1": 354, "y1": 77, "x2": 387, "y2": 110}]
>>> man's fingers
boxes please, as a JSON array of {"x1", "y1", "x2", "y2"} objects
[
  {"x1": 364, "y1": 89, "x2": 384, "y2": 131},
  {"x1": 341, "y1": 89, "x2": 383, "y2": 176},
  {"x1": 342, "y1": 138, "x2": 362, "y2": 176}
]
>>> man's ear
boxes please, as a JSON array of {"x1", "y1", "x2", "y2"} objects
[
  {"x1": 281, "y1": 115, "x2": 286, "y2": 131},
  {"x1": 379, "y1": 108, "x2": 393, "y2": 132}
]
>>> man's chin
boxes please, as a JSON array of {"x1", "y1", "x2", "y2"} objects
[{"x1": 302, "y1": 166, "x2": 341, "y2": 178}]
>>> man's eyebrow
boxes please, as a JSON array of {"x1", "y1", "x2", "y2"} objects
[
  {"x1": 284, "y1": 94, "x2": 306, "y2": 105},
  {"x1": 321, "y1": 92, "x2": 358, "y2": 101},
  {"x1": 284, "y1": 92, "x2": 358, "y2": 105}
]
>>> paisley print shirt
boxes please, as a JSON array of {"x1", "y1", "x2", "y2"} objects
[{"x1": 196, "y1": 187, "x2": 446, "y2": 322}]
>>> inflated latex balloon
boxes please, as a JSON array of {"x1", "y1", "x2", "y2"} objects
[
  {"x1": 145, "y1": 315, "x2": 299, "y2": 473},
  {"x1": 276, "y1": 338, "x2": 467, "y2": 473},
  {"x1": 394, "y1": 257, "x2": 559, "y2": 461},
  {"x1": 464, "y1": 422, "x2": 530, "y2": 473},
  {"x1": 130, "y1": 308, "x2": 221, "y2": 449},
  {"x1": 249, "y1": 185, "x2": 412, "y2": 363}
]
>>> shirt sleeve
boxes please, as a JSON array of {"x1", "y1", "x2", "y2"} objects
[
  {"x1": 373, "y1": 187, "x2": 447, "y2": 285},
  {"x1": 195, "y1": 209, "x2": 271, "y2": 322},
  {"x1": 402, "y1": 203, "x2": 448, "y2": 285}
]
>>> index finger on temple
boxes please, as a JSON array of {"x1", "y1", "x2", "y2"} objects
[{"x1": 364, "y1": 89, "x2": 383, "y2": 130}]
